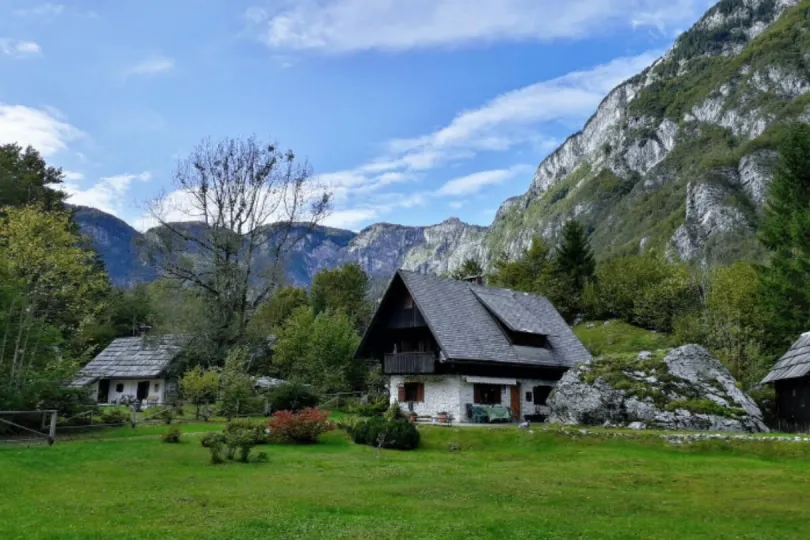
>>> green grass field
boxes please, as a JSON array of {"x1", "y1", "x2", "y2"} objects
[{"x1": 2, "y1": 425, "x2": 810, "y2": 539}]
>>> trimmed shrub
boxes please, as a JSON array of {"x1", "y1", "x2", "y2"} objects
[
  {"x1": 224, "y1": 427, "x2": 257, "y2": 462},
  {"x1": 200, "y1": 432, "x2": 227, "y2": 464},
  {"x1": 267, "y1": 408, "x2": 332, "y2": 444},
  {"x1": 161, "y1": 426, "x2": 182, "y2": 443},
  {"x1": 384, "y1": 401, "x2": 404, "y2": 420},
  {"x1": 267, "y1": 382, "x2": 319, "y2": 413},
  {"x1": 351, "y1": 417, "x2": 420, "y2": 450},
  {"x1": 348, "y1": 397, "x2": 390, "y2": 417}
]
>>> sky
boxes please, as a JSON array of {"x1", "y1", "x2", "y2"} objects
[{"x1": 0, "y1": 0, "x2": 715, "y2": 232}]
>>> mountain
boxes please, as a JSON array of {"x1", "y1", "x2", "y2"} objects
[
  {"x1": 75, "y1": 0, "x2": 810, "y2": 285},
  {"x1": 72, "y1": 209, "x2": 488, "y2": 286},
  {"x1": 485, "y1": 0, "x2": 806, "y2": 265}
]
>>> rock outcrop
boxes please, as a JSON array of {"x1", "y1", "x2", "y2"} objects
[{"x1": 548, "y1": 345, "x2": 768, "y2": 432}]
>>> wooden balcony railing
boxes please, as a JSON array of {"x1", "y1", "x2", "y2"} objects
[{"x1": 383, "y1": 352, "x2": 436, "y2": 374}]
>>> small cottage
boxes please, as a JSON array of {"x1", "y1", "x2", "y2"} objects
[
  {"x1": 71, "y1": 335, "x2": 185, "y2": 405},
  {"x1": 355, "y1": 270, "x2": 591, "y2": 423},
  {"x1": 761, "y1": 332, "x2": 810, "y2": 431}
]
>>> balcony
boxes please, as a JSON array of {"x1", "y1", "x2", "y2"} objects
[
  {"x1": 384, "y1": 352, "x2": 436, "y2": 374},
  {"x1": 386, "y1": 308, "x2": 427, "y2": 329}
]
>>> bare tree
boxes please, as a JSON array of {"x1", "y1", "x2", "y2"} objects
[{"x1": 144, "y1": 136, "x2": 330, "y2": 365}]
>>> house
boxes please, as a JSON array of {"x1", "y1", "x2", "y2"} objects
[
  {"x1": 761, "y1": 332, "x2": 810, "y2": 431},
  {"x1": 71, "y1": 335, "x2": 185, "y2": 405},
  {"x1": 355, "y1": 270, "x2": 591, "y2": 423}
]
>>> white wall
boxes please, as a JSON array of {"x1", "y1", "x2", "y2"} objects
[
  {"x1": 389, "y1": 375, "x2": 557, "y2": 422},
  {"x1": 91, "y1": 378, "x2": 165, "y2": 404}
]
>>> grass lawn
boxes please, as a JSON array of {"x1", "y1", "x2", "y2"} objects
[
  {"x1": 1, "y1": 426, "x2": 810, "y2": 540},
  {"x1": 574, "y1": 320, "x2": 675, "y2": 356}
]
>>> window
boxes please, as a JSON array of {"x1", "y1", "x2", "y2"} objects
[
  {"x1": 115, "y1": 383, "x2": 124, "y2": 393},
  {"x1": 399, "y1": 382, "x2": 424, "y2": 402},
  {"x1": 525, "y1": 391, "x2": 533, "y2": 402},
  {"x1": 403, "y1": 295, "x2": 414, "y2": 309},
  {"x1": 154, "y1": 383, "x2": 160, "y2": 392},
  {"x1": 473, "y1": 384, "x2": 501, "y2": 405},
  {"x1": 533, "y1": 386, "x2": 553, "y2": 405}
]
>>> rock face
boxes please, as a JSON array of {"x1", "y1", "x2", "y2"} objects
[{"x1": 548, "y1": 345, "x2": 768, "y2": 432}]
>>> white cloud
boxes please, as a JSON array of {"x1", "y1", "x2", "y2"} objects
[
  {"x1": 322, "y1": 208, "x2": 381, "y2": 229},
  {"x1": 125, "y1": 56, "x2": 175, "y2": 77},
  {"x1": 14, "y1": 3, "x2": 65, "y2": 18},
  {"x1": 448, "y1": 200, "x2": 465, "y2": 209},
  {"x1": 311, "y1": 50, "x2": 659, "y2": 229},
  {"x1": 62, "y1": 170, "x2": 85, "y2": 181},
  {"x1": 436, "y1": 165, "x2": 532, "y2": 196},
  {"x1": 62, "y1": 172, "x2": 151, "y2": 216},
  {"x1": 245, "y1": 0, "x2": 703, "y2": 54},
  {"x1": 0, "y1": 104, "x2": 81, "y2": 156},
  {"x1": 0, "y1": 39, "x2": 42, "y2": 57}
]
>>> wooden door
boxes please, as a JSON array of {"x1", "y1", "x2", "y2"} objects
[
  {"x1": 97, "y1": 379, "x2": 110, "y2": 403},
  {"x1": 510, "y1": 383, "x2": 521, "y2": 421},
  {"x1": 136, "y1": 381, "x2": 150, "y2": 400}
]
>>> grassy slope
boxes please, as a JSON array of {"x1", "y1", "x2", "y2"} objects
[
  {"x1": 574, "y1": 320, "x2": 675, "y2": 356},
  {"x1": 2, "y1": 428, "x2": 810, "y2": 539}
]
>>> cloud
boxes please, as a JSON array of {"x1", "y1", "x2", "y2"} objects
[
  {"x1": 125, "y1": 56, "x2": 175, "y2": 77},
  {"x1": 245, "y1": 0, "x2": 703, "y2": 54},
  {"x1": 14, "y1": 3, "x2": 65, "y2": 19},
  {"x1": 322, "y1": 208, "x2": 381, "y2": 229},
  {"x1": 436, "y1": 165, "x2": 533, "y2": 196},
  {"x1": 0, "y1": 39, "x2": 42, "y2": 57},
  {"x1": 0, "y1": 104, "x2": 82, "y2": 156},
  {"x1": 62, "y1": 172, "x2": 151, "y2": 216},
  {"x1": 62, "y1": 170, "x2": 85, "y2": 182}
]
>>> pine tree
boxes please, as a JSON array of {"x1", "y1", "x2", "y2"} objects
[
  {"x1": 555, "y1": 220, "x2": 596, "y2": 291},
  {"x1": 759, "y1": 123, "x2": 810, "y2": 352},
  {"x1": 450, "y1": 258, "x2": 484, "y2": 280}
]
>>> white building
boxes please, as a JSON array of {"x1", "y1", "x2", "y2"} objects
[
  {"x1": 71, "y1": 335, "x2": 184, "y2": 405},
  {"x1": 355, "y1": 271, "x2": 591, "y2": 423}
]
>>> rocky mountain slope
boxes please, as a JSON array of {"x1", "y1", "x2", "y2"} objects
[
  {"x1": 75, "y1": 0, "x2": 810, "y2": 286},
  {"x1": 73, "y1": 209, "x2": 487, "y2": 286},
  {"x1": 487, "y1": 0, "x2": 808, "y2": 265}
]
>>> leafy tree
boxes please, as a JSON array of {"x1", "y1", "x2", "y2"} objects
[
  {"x1": 249, "y1": 286, "x2": 308, "y2": 334},
  {"x1": 0, "y1": 144, "x2": 66, "y2": 210},
  {"x1": 82, "y1": 285, "x2": 158, "y2": 351},
  {"x1": 143, "y1": 136, "x2": 331, "y2": 366},
  {"x1": 675, "y1": 262, "x2": 767, "y2": 386},
  {"x1": 309, "y1": 263, "x2": 372, "y2": 332},
  {"x1": 0, "y1": 206, "x2": 110, "y2": 359},
  {"x1": 450, "y1": 258, "x2": 484, "y2": 280},
  {"x1": 273, "y1": 307, "x2": 362, "y2": 393},
  {"x1": 488, "y1": 237, "x2": 557, "y2": 294},
  {"x1": 758, "y1": 123, "x2": 810, "y2": 353},
  {"x1": 219, "y1": 346, "x2": 255, "y2": 420},
  {"x1": 179, "y1": 367, "x2": 220, "y2": 419},
  {"x1": 584, "y1": 254, "x2": 700, "y2": 332}
]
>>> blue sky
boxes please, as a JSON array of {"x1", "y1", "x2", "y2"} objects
[{"x1": 0, "y1": 0, "x2": 714, "y2": 231}]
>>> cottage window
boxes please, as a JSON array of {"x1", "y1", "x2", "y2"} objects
[
  {"x1": 473, "y1": 384, "x2": 501, "y2": 405},
  {"x1": 533, "y1": 386, "x2": 553, "y2": 405},
  {"x1": 115, "y1": 383, "x2": 124, "y2": 393},
  {"x1": 403, "y1": 295, "x2": 414, "y2": 309},
  {"x1": 525, "y1": 391, "x2": 532, "y2": 402},
  {"x1": 399, "y1": 382, "x2": 424, "y2": 403},
  {"x1": 154, "y1": 383, "x2": 160, "y2": 392}
]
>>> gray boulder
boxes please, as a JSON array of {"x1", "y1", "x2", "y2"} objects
[{"x1": 548, "y1": 345, "x2": 768, "y2": 432}]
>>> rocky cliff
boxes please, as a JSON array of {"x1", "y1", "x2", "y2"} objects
[{"x1": 75, "y1": 0, "x2": 810, "y2": 285}]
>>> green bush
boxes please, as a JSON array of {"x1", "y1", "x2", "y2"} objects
[
  {"x1": 351, "y1": 417, "x2": 420, "y2": 450},
  {"x1": 224, "y1": 427, "x2": 257, "y2": 462},
  {"x1": 161, "y1": 426, "x2": 182, "y2": 443},
  {"x1": 100, "y1": 408, "x2": 130, "y2": 425},
  {"x1": 200, "y1": 432, "x2": 227, "y2": 464},
  {"x1": 383, "y1": 401, "x2": 404, "y2": 421},
  {"x1": 224, "y1": 418, "x2": 268, "y2": 445},
  {"x1": 348, "y1": 397, "x2": 389, "y2": 417},
  {"x1": 267, "y1": 382, "x2": 319, "y2": 413}
]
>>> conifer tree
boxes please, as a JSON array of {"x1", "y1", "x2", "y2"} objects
[
  {"x1": 555, "y1": 220, "x2": 596, "y2": 292},
  {"x1": 759, "y1": 123, "x2": 810, "y2": 352}
]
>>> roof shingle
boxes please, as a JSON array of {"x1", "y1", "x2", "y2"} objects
[
  {"x1": 762, "y1": 332, "x2": 810, "y2": 383},
  {"x1": 72, "y1": 335, "x2": 184, "y2": 385}
]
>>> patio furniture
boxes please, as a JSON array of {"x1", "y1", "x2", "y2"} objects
[{"x1": 485, "y1": 405, "x2": 512, "y2": 423}]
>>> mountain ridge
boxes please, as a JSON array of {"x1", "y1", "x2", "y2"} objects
[{"x1": 74, "y1": 0, "x2": 810, "y2": 286}]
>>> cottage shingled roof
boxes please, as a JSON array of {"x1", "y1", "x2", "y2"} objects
[
  {"x1": 762, "y1": 332, "x2": 810, "y2": 383},
  {"x1": 72, "y1": 335, "x2": 185, "y2": 385},
  {"x1": 390, "y1": 270, "x2": 590, "y2": 368}
]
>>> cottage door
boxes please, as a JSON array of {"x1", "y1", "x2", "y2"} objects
[
  {"x1": 136, "y1": 381, "x2": 150, "y2": 401},
  {"x1": 97, "y1": 380, "x2": 110, "y2": 403},
  {"x1": 510, "y1": 384, "x2": 521, "y2": 422}
]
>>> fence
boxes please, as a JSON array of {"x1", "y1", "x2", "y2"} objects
[{"x1": 0, "y1": 410, "x2": 58, "y2": 445}]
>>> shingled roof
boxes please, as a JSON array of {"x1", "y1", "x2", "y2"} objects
[
  {"x1": 762, "y1": 332, "x2": 810, "y2": 383},
  {"x1": 72, "y1": 335, "x2": 185, "y2": 386},
  {"x1": 360, "y1": 270, "x2": 590, "y2": 368}
]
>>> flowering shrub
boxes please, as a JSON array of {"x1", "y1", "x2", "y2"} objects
[{"x1": 267, "y1": 408, "x2": 333, "y2": 444}]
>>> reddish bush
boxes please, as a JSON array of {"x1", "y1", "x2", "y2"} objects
[{"x1": 267, "y1": 408, "x2": 333, "y2": 444}]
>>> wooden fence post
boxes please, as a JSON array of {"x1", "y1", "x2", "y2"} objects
[
  {"x1": 47, "y1": 411, "x2": 57, "y2": 446},
  {"x1": 130, "y1": 405, "x2": 137, "y2": 428}
]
